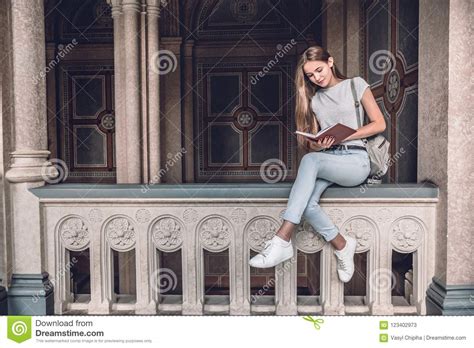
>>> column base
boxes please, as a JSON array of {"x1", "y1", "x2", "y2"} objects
[
  {"x1": 276, "y1": 305, "x2": 298, "y2": 315},
  {"x1": 0, "y1": 285, "x2": 7, "y2": 314},
  {"x1": 322, "y1": 303, "x2": 345, "y2": 315},
  {"x1": 426, "y1": 277, "x2": 474, "y2": 315},
  {"x1": 230, "y1": 301, "x2": 251, "y2": 315},
  {"x1": 7, "y1": 273, "x2": 54, "y2": 315},
  {"x1": 182, "y1": 303, "x2": 204, "y2": 315},
  {"x1": 369, "y1": 303, "x2": 394, "y2": 315}
]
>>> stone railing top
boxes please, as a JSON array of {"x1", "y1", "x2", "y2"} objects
[{"x1": 30, "y1": 183, "x2": 439, "y2": 201}]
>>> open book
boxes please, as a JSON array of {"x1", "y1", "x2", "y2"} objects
[{"x1": 295, "y1": 123, "x2": 356, "y2": 145}]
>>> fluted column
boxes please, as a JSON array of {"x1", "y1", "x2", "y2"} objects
[
  {"x1": 122, "y1": 0, "x2": 142, "y2": 183},
  {"x1": 5, "y1": 0, "x2": 57, "y2": 315},
  {"x1": 146, "y1": 0, "x2": 161, "y2": 183}
]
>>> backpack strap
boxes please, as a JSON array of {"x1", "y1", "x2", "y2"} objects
[
  {"x1": 350, "y1": 78, "x2": 369, "y2": 144},
  {"x1": 350, "y1": 78, "x2": 364, "y2": 128}
]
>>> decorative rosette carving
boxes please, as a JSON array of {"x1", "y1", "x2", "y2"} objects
[
  {"x1": 199, "y1": 216, "x2": 231, "y2": 252},
  {"x1": 295, "y1": 221, "x2": 325, "y2": 253},
  {"x1": 135, "y1": 209, "x2": 151, "y2": 223},
  {"x1": 60, "y1": 216, "x2": 90, "y2": 251},
  {"x1": 246, "y1": 217, "x2": 279, "y2": 252},
  {"x1": 341, "y1": 217, "x2": 376, "y2": 252},
  {"x1": 152, "y1": 217, "x2": 184, "y2": 252},
  {"x1": 183, "y1": 208, "x2": 198, "y2": 224},
  {"x1": 390, "y1": 218, "x2": 424, "y2": 252},
  {"x1": 230, "y1": 208, "x2": 247, "y2": 224},
  {"x1": 105, "y1": 216, "x2": 136, "y2": 251}
]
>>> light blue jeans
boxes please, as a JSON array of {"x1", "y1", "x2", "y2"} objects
[{"x1": 282, "y1": 148, "x2": 370, "y2": 242}]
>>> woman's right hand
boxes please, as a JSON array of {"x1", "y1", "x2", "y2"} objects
[{"x1": 307, "y1": 136, "x2": 335, "y2": 151}]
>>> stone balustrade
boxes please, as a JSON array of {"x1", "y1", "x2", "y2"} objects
[{"x1": 30, "y1": 183, "x2": 438, "y2": 315}]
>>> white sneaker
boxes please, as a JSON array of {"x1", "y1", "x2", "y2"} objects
[
  {"x1": 334, "y1": 236, "x2": 357, "y2": 283},
  {"x1": 249, "y1": 235, "x2": 293, "y2": 268}
]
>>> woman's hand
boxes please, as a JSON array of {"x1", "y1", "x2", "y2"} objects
[{"x1": 307, "y1": 136, "x2": 335, "y2": 151}]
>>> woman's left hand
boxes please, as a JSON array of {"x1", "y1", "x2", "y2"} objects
[
  {"x1": 316, "y1": 136, "x2": 335, "y2": 149},
  {"x1": 307, "y1": 136, "x2": 335, "y2": 151}
]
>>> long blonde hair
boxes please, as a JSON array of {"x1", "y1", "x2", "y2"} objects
[{"x1": 295, "y1": 46, "x2": 347, "y2": 148}]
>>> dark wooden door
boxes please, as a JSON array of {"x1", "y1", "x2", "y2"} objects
[{"x1": 363, "y1": 0, "x2": 419, "y2": 183}]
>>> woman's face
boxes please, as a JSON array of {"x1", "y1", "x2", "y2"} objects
[{"x1": 303, "y1": 59, "x2": 334, "y2": 88}]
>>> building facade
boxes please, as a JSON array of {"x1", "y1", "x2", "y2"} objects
[{"x1": 0, "y1": 0, "x2": 472, "y2": 315}]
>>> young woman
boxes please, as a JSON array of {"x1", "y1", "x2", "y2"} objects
[{"x1": 249, "y1": 46, "x2": 386, "y2": 283}]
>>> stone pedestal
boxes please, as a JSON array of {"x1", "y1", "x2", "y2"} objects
[
  {"x1": 0, "y1": 281, "x2": 7, "y2": 314},
  {"x1": 8, "y1": 273, "x2": 54, "y2": 316}
]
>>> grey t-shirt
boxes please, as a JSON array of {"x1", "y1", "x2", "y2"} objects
[{"x1": 311, "y1": 76, "x2": 369, "y2": 147}]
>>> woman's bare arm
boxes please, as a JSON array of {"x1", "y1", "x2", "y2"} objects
[{"x1": 344, "y1": 88, "x2": 386, "y2": 141}]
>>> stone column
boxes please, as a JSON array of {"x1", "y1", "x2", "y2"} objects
[
  {"x1": 122, "y1": 0, "x2": 142, "y2": 183},
  {"x1": 345, "y1": 0, "x2": 362, "y2": 77},
  {"x1": 419, "y1": 0, "x2": 473, "y2": 315},
  {"x1": 322, "y1": 0, "x2": 362, "y2": 76},
  {"x1": 0, "y1": 0, "x2": 10, "y2": 315},
  {"x1": 323, "y1": 0, "x2": 345, "y2": 73},
  {"x1": 108, "y1": 0, "x2": 128, "y2": 183},
  {"x1": 5, "y1": 0, "x2": 58, "y2": 315},
  {"x1": 0, "y1": 70, "x2": 7, "y2": 313},
  {"x1": 146, "y1": 0, "x2": 161, "y2": 184},
  {"x1": 183, "y1": 40, "x2": 194, "y2": 182},
  {"x1": 160, "y1": 37, "x2": 183, "y2": 183}
]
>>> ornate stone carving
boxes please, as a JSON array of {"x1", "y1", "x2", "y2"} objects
[
  {"x1": 230, "y1": 208, "x2": 247, "y2": 224},
  {"x1": 199, "y1": 216, "x2": 231, "y2": 252},
  {"x1": 100, "y1": 113, "x2": 115, "y2": 131},
  {"x1": 88, "y1": 208, "x2": 103, "y2": 224},
  {"x1": 135, "y1": 209, "x2": 151, "y2": 223},
  {"x1": 295, "y1": 221, "x2": 325, "y2": 253},
  {"x1": 387, "y1": 69, "x2": 400, "y2": 103},
  {"x1": 376, "y1": 208, "x2": 392, "y2": 224},
  {"x1": 105, "y1": 216, "x2": 136, "y2": 251},
  {"x1": 246, "y1": 216, "x2": 279, "y2": 251},
  {"x1": 278, "y1": 209, "x2": 286, "y2": 222},
  {"x1": 391, "y1": 218, "x2": 423, "y2": 252},
  {"x1": 183, "y1": 208, "x2": 198, "y2": 224},
  {"x1": 342, "y1": 217, "x2": 376, "y2": 253},
  {"x1": 231, "y1": 0, "x2": 258, "y2": 22},
  {"x1": 327, "y1": 208, "x2": 344, "y2": 225},
  {"x1": 151, "y1": 217, "x2": 183, "y2": 252},
  {"x1": 236, "y1": 111, "x2": 253, "y2": 128},
  {"x1": 60, "y1": 217, "x2": 90, "y2": 251}
]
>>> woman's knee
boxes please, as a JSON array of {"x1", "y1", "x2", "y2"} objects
[
  {"x1": 300, "y1": 152, "x2": 321, "y2": 168},
  {"x1": 303, "y1": 200, "x2": 321, "y2": 217}
]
